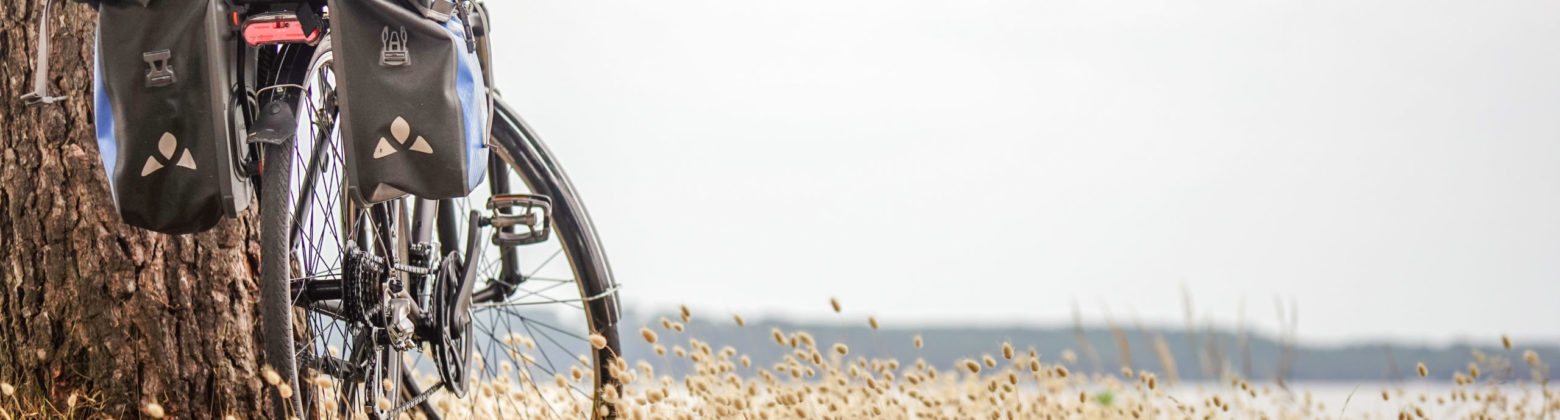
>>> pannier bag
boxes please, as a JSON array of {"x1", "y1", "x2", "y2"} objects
[
  {"x1": 94, "y1": 0, "x2": 250, "y2": 234},
  {"x1": 329, "y1": 0, "x2": 490, "y2": 203}
]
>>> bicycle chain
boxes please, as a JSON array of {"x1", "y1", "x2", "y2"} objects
[
  {"x1": 392, "y1": 260, "x2": 439, "y2": 275},
  {"x1": 388, "y1": 381, "x2": 445, "y2": 417}
]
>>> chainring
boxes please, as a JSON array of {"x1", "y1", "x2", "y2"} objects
[{"x1": 430, "y1": 251, "x2": 473, "y2": 397}]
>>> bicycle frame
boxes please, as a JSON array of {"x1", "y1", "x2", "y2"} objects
[
  {"x1": 256, "y1": 0, "x2": 524, "y2": 304},
  {"x1": 240, "y1": 2, "x2": 623, "y2": 417}
]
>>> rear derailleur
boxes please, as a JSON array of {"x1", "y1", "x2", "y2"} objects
[{"x1": 342, "y1": 241, "x2": 435, "y2": 352}]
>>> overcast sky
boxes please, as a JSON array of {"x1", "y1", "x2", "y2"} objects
[{"x1": 481, "y1": 0, "x2": 1560, "y2": 345}]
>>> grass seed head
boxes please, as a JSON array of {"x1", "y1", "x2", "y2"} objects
[
  {"x1": 262, "y1": 365, "x2": 282, "y2": 386},
  {"x1": 278, "y1": 383, "x2": 293, "y2": 399},
  {"x1": 734, "y1": 314, "x2": 746, "y2": 327},
  {"x1": 868, "y1": 316, "x2": 878, "y2": 330},
  {"x1": 913, "y1": 335, "x2": 923, "y2": 349},
  {"x1": 834, "y1": 343, "x2": 849, "y2": 356},
  {"x1": 591, "y1": 333, "x2": 609, "y2": 349},
  {"x1": 1417, "y1": 362, "x2": 1428, "y2": 377},
  {"x1": 1503, "y1": 335, "x2": 1513, "y2": 350},
  {"x1": 641, "y1": 327, "x2": 659, "y2": 344},
  {"x1": 830, "y1": 297, "x2": 841, "y2": 313},
  {"x1": 0, "y1": 383, "x2": 12, "y2": 396},
  {"x1": 964, "y1": 359, "x2": 981, "y2": 374},
  {"x1": 1002, "y1": 342, "x2": 1014, "y2": 360},
  {"x1": 142, "y1": 402, "x2": 165, "y2": 419}
]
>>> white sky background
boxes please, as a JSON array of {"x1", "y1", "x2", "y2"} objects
[{"x1": 480, "y1": 0, "x2": 1560, "y2": 345}]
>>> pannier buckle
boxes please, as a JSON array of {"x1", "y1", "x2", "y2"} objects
[
  {"x1": 380, "y1": 26, "x2": 410, "y2": 67},
  {"x1": 143, "y1": 50, "x2": 176, "y2": 87}
]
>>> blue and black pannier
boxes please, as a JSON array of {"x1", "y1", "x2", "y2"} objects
[
  {"x1": 93, "y1": 0, "x2": 250, "y2": 234},
  {"x1": 328, "y1": 0, "x2": 490, "y2": 203}
]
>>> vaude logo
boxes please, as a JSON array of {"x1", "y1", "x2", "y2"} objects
[
  {"x1": 140, "y1": 132, "x2": 197, "y2": 176},
  {"x1": 380, "y1": 26, "x2": 409, "y2": 67},
  {"x1": 372, "y1": 116, "x2": 435, "y2": 159}
]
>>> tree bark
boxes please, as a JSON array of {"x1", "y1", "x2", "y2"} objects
[{"x1": 1, "y1": 1, "x2": 268, "y2": 418}]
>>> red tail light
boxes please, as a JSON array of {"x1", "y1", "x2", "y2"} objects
[{"x1": 243, "y1": 13, "x2": 321, "y2": 46}]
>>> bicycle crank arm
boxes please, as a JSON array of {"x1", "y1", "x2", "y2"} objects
[
  {"x1": 425, "y1": 210, "x2": 483, "y2": 397},
  {"x1": 453, "y1": 210, "x2": 482, "y2": 334}
]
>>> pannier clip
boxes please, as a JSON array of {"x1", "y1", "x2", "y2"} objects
[
  {"x1": 424, "y1": 0, "x2": 457, "y2": 22},
  {"x1": 143, "y1": 50, "x2": 176, "y2": 87},
  {"x1": 380, "y1": 27, "x2": 409, "y2": 67}
]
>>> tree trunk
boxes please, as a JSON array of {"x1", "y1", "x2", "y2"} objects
[{"x1": 1, "y1": 1, "x2": 268, "y2": 418}]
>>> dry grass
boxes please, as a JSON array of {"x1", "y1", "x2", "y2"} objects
[
  {"x1": 394, "y1": 320, "x2": 1556, "y2": 420},
  {"x1": 2, "y1": 303, "x2": 1555, "y2": 419}
]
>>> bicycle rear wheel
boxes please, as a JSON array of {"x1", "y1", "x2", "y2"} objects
[
  {"x1": 258, "y1": 38, "x2": 394, "y2": 419},
  {"x1": 258, "y1": 37, "x2": 623, "y2": 419}
]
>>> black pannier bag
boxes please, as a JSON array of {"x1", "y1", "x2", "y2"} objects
[
  {"x1": 93, "y1": 0, "x2": 250, "y2": 234},
  {"x1": 328, "y1": 0, "x2": 490, "y2": 203}
]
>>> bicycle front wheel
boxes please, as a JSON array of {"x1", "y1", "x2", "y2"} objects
[{"x1": 411, "y1": 97, "x2": 624, "y2": 419}]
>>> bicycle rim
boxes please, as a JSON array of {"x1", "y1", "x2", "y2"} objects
[{"x1": 405, "y1": 100, "x2": 622, "y2": 419}]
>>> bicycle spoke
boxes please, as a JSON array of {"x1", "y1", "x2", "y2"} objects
[{"x1": 260, "y1": 31, "x2": 621, "y2": 419}]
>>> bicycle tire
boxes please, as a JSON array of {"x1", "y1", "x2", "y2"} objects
[
  {"x1": 431, "y1": 97, "x2": 624, "y2": 418},
  {"x1": 257, "y1": 40, "x2": 330, "y2": 417}
]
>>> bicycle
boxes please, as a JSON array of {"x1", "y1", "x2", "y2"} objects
[{"x1": 77, "y1": 0, "x2": 623, "y2": 418}]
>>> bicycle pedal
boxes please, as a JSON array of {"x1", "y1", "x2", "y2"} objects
[{"x1": 482, "y1": 194, "x2": 551, "y2": 246}]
